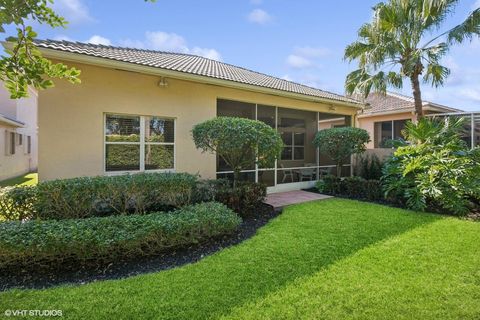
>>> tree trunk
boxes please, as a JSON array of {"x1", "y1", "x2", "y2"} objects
[
  {"x1": 410, "y1": 74, "x2": 424, "y2": 119},
  {"x1": 233, "y1": 169, "x2": 240, "y2": 190},
  {"x1": 336, "y1": 163, "x2": 343, "y2": 178}
]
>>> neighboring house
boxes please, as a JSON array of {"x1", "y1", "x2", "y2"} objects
[
  {"x1": 320, "y1": 92, "x2": 462, "y2": 158},
  {"x1": 0, "y1": 85, "x2": 38, "y2": 181},
  {"x1": 26, "y1": 40, "x2": 363, "y2": 193}
]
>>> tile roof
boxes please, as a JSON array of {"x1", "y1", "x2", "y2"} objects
[
  {"x1": 33, "y1": 39, "x2": 362, "y2": 106},
  {"x1": 357, "y1": 92, "x2": 461, "y2": 115}
]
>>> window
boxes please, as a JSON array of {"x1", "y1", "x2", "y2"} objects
[
  {"x1": 104, "y1": 114, "x2": 175, "y2": 172},
  {"x1": 281, "y1": 131, "x2": 305, "y2": 160},
  {"x1": 27, "y1": 136, "x2": 31, "y2": 154},
  {"x1": 4, "y1": 130, "x2": 15, "y2": 156},
  {"x1": 9, "y1": 132, "x2": 15, "y2": 155},
  {"x1": 18, "y1": 133, "x2": 23, "y2": 146},
  {"x1": 374, "y1": 119, "x2": 408, "y2": 148}
]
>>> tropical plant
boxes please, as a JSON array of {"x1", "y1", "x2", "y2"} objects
[
  {"x1": 382, "y1": 117, "x2": 480, "y2": 215},
  {"x1": 0, "y1": 0, "x2": 155, "y2": 98},
  {"x1": 313, "y1": 127, "x2": 370, "y2": 177},
  {"x1": 192, "y1": 117, "x2": 283, "y2": 188},
  {"x1": 345, "y1": 0, "x2": 480, "y2": 117}
]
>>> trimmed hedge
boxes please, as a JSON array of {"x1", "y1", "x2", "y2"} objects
[
  {"x1": 193, "y1": 179, "x2": 266, "y2": 217},
  {"x1": 0, "y1": 173, "x2": 198, "y2": 221},
  {"x1": 316, "y1": 175, "x2": 383, "y2": 201},
  {"x1": 0, "y1": 202, "x2": 241, "y2": 271}
]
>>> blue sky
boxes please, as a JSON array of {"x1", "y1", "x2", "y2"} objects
[{"x1": 16, "y1": 0, "x2": 480, "y2": 110}]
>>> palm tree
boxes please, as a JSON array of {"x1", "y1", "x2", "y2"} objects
[{"x1": 345, "y1": 0, "x2": 480, "y2": 117}]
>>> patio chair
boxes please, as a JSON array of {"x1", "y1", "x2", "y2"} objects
[
  {"x1": 298, "y1": 167, "x2": 316, "y2": 181},
  {"x1": 280, "y1": 164, "x2": 294, "y2": 183}
]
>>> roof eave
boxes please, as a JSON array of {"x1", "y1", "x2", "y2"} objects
[
  {"x1": 358, "y1": 108, "x2": 414, "y2": 118},
  {"x1": 0, "y1": 115, "x2": 24, "y2": 128},
  {"x1": 35, "y1": 46, "x2": 364, "y2": 109},
  {"x1": 423, "y1": 103, "x2": 463, "y2": 113}
]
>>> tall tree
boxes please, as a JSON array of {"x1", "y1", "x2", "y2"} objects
[
  {"x1": 0, "y1": 0, "x2": 154, "y2": 99},
  {"x1": 344, "y1": 0, "x2": 480, "y2": 117}
]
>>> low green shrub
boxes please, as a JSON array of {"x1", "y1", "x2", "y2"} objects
[
  {"x1": 0, "y1": 186, "x2": 37, "y2": 221},
  {"x1": 356, "y1": 154, "x2": 384, "y2": 180},
  {"x1": 193, "y1": 179, "x2": 267, "y2": 217},
  {"x1": 0, "y1": 172, "x2": 198, "y2": 221},
  {"x1": 192, "y1": 179, "x2": 220, "y2": 203},
  {"x1": 217, "y1": 181, "x2": 266, "y2": 216},
  {"x1": 0, "y1": 202, "x2": 241, "y2": 271},
  {"x1": 316, "y1": 175, "x2": 383, "y2": 202},
  {"x1": 316, "y1": 175, "x2": 342, "y2": 195}
]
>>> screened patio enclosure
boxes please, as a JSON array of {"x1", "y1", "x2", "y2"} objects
[
  {"x1": 427, "y1": 112, "x2": 480, "y2": 149},
  {"x1": 216, "y1": 99, "x2": 352, "y2": 192}
]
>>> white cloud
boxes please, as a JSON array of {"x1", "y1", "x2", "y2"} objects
[
  {"x1": 53, "y1": 0, "x2": 93, "y2": 24},
  {"x1": 418, "y1": 55, "x2": 480, "y2": 111},
  {"x1": 459, "y1": 88, "x2": 480, "y2": 102},
  {"x1": 190, "y1": 47, "x2": 222, "y2": 61},
  {"x1": 286, "y1": 54, "x2": 313, "y2": 68},
  {"x1": 281, "y1": 74, "x2": 293, "y2": 81},
  {"x1": 472, "y1": 0, "x2": 480, "y2": 10},
  {"x1": 86, "y1": 35, "x2": 112, "y2": 46},
  {"x1": 285, "y1": 46, "x2": 330, "y2": 69},
  {"x1": 247, "y1": 9, "x2": 272, "y2": 25},
  {"x1": 144, "y1": 31, "x2": 188, "y2": 52},
  {"x1": 120, "y1": 31, "x2": 222, "y2": 61},
  {"x1": 293, "y1": 46, "x2": 330, "y2": 58}
]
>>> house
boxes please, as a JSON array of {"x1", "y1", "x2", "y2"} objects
[
  {"x1": 0, "y1": 85, "x2": 38, "y2": 181},
  {"x1": 24, "y1": 39, "x2": 363, "y2": 193},
  {"x1": 319, "y1": 91, "x2": 462, "y2": 158}
]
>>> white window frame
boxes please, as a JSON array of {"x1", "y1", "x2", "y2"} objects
[
  {"x1": 374, "y1": 119, "x2": 408, "y2": 148},
  {"x1": 103, "y1": 113, "x2": 176, "y2": 174},
  {"x1": 280, "y1": 131, "x2": 305, "y2": 161}
]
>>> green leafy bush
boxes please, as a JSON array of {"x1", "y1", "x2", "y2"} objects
[
  {"x1": 382, "y1": 117, "x2": 480, "y2": 215},
  {"x1": 215, "y1": 181, "x2": 267, "y2": 217},
  {"x1": 356, "y1": 154, "x2": 384, "y2": 180},
  {"x1": 0, "y1": 202, "x2": 241, "y2": 271},
  {"x1": 193, "y1": 179, "x2": 266, "y2": 217},
  {"x1": 314, "y1": 127, "x2": 370, "y2": 177},
  {"x1": 316, "y1": 175, "x2": 342, "y2": 195},
  {"x1": 0, "y1": 173, "x2": 198, "y2": 221},
  {"x1": 192, "y1": 117, "x2": 283, "y2": 187},
  {"x1": 0, "y1": 186, "x2": 37, "y2": 221},
  {"x1": 316, "y1": 175, "x2": 383, "y2": 201}
]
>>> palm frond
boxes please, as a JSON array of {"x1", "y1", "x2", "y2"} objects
[
  {"x1": 345, "y1": 69, "x2": 403, "y2": 97},
  {"x1": 423, "y1": 63, "x2": 450, "y2": 87},
  {"x1": 447, "y1": 8, "x2": 480, "y2": 44}
]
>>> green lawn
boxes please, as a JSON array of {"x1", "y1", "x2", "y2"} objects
[
  {"x1": 0, "y1": 172, "x2": 37, "y2": 188},
  {"x1": 1, "y1": 199, "x2": 479, "y2": 320}
]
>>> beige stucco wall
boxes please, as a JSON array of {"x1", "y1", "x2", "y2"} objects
[
  {"x1": 0, "y1": 125, "x2": 31, "y2": 180},
  {"x1": 0, "y1": 85, "x2": 37, "y2": 181},
  {"x1": 357, "y1": 112, "x2": 414, "y2": 149},
  {"x1": 38, "y1": 60, "x2": 357, "y2": 181}
]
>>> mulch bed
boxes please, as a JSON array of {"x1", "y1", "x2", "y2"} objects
[{"x1": 0, "y1": 203, "x2": 278, "y2": 292}]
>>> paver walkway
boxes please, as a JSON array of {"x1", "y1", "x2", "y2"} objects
[{"x1": 264, "y1": 190, "x2": 332, "y2": 210}]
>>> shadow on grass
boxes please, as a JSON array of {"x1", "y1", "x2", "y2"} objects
[
  {"x1": 0, "y1": 172, "x2": 37, "y2": 188},
  {"x1": 0, "y1": 199, "x2": 442, "y2": 320}
]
